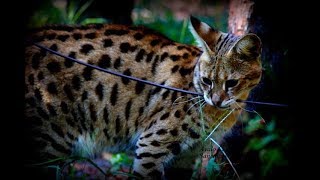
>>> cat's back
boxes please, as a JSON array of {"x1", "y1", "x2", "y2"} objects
[
  {"x1": 25, "y1": 23, "x2": 200, "y2": 114},
  {"x1": 25, "y1": 23, "x2": 200, "y2": 87},
  {"x1": 25, "y1": 23, "x2": 177, "y2": 81}
]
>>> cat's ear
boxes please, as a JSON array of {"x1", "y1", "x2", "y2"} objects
[
  {"x1": 189, "y1": 16, "x2": 222, "y2": 52},
  {"x1": 232, "y1": 34, "x2": 262, "y2": 60}
]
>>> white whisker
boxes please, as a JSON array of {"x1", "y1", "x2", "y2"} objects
[
  {"x1": 210, "y1": 138, "x2": 240, "y2": 180},
  {"x1": 199, "y1": 101, "x2": 206, "y2": 110},
  {"x1": 234, "y1": 101, "x2": 265, "y2": 123},
  {"x1": 205, "y1": 109, "x2": 235, "y2": 141},
  {"x1": 222, "y1": 98, "x2": 235, "y2": 107},
  {"x1": 172, "y1": 96, "x2": 186, "y2": 106},
  {"x1": 187, "y1": 99, "x2": 205, "y2": 113},
  {"x1": 199, "y1": 101, "x2": 207, "y2": 132},
  {"x1": 172, "y1": 96, "x2": 201, "y2": 106}
]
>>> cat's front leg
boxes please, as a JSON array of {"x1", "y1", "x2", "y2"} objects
[{"x1": 132, "y1": 133, "x2": 181, "y2": 179}]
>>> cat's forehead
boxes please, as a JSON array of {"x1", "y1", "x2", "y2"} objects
[
  {"x1": 200, "y1": 55, "x2": 251, "y2": 77},
  {"x1": 214, "y1": 34, "x2": 240, "y2": 56}
]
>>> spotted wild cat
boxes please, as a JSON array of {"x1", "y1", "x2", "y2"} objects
[{"x1": 24, "y1": 16, "x2": 262, "y2": 178}]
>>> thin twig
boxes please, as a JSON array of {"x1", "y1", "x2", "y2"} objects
[
  {"x1": 234, "y1": 102, "x2": 266, "y2": 124},
  {"x1": 210, "y1": 138, "x2": 240, "y2": 180}
]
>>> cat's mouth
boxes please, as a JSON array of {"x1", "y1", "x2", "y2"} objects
[
  {"x1": 216, "y1": 105, "x2": 230, "y2": 109},
  {"x1": 203, "y1": 94, "x2": 234, "y2": 109},
  {"x1": 214, "y1": 103, "x2": 232, "y2": 109}
]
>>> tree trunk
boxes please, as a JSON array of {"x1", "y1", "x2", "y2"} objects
[{"x1": 228, "y1": 0, "x2": 254, "y2": 35}]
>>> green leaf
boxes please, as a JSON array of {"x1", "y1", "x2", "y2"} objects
[
  {"x1": 266, "y1": 119, "x2": 276, "y2": 132},
  {"x1": 246, "y1": 134, "x2": 278, "y2": 151},
  {"x1": 191, "y1": 158, "x2": 202, "y2": 179},
  {"x1": 110, "y1": 153, "x2": 133, "y2": 166},
  {"x1": 28, "y1": 5, "x2": 64, "y2": 28},
  {"x1": 206, "y1": 157, "x2": 220, "y2": 180},
  {"x1": 67, "y1": 0, "x2": 76, "y2": 22},
  {"x1": 259, "y1": 148, "x2": 287, "y2": 176},
  {"x1": 244, "y1": 116, "x2": 264, "y2": 134},
  {"x1": 179, "y1": 18, "x2": 188, "y2": 43},
  {"x1": 72, "y1": 0, "x2": 94, "y2": 23},
  {"x1": 80, "y1": 18, "x2": 108, "y2": 25}
]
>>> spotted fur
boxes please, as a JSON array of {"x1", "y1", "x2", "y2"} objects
[{"x1": 25, "y1": 17, "x2": 262, "y2": 179}]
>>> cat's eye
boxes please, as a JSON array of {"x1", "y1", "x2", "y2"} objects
[
  {"x1": 225, "y1": 79, "x2": 238, "y2": 89},
  {"x1": 202, "y1": 77, "x2": 212, "y2": 86}
]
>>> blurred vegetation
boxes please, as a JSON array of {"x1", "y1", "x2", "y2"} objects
[
  {"x1": 27, "y1": 0, "x2": 290, "y2": 179},
  {"x1": 28, "y1": 0, "x2": 107, "y2": 28},
  {"x1": 132, "y1": 6, "x2": 228, "y2": 45},
  {"x1": 243, "y1": 116, "x2": 290, "y2": 177}
]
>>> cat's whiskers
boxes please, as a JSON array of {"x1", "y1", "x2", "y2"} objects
[
  {"x1": 198, "y1": 100, "x2": 207, "y2": 133},
  {"x1": 172, "y1": 96, "x2": 187, "y2": 105},
  {"x1": 172, "y1": 96, "x2": 202, "y2": 106},
  {"x1": 222, "y1": 98, "x2": 236, "y2": 107},
  {"x1": 186, "y1": 98, "x2": 205, "y2": 113},
  {"x1": 234, "y1": 101, "x2": 265, "y2": 123},
  {"x1": 200, "y1": 100, "x2": 206, "y2": 109}
]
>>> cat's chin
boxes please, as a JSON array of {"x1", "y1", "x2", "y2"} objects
[{"x1": 215, "y1": 105, "x2": 230, "y2": 110}]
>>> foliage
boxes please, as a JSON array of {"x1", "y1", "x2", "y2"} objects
[
  {"x1": 132, "y1": 7, "x2": 227, "y2": 45},
  {"x1": 28, "y1": 0, "x2": 107, "y2": 28},
  {"x1": 202, "y1": 115, "x2": 291, "y2": 179},
  {"x1": 206, "y1": 157, "x2": 221, "y2": 180},
  {"x1": 132, "y1": 9, "x2": 196, "y2": 45},
  {"x1": 30, "y1": 155, "x2": 136, "y2": 179},
  {"x1": 28, "y1": 1, "x2": 63, "y2": 28},
  {"x1": 244, "y1": 117, "x2": 290, "y2": 177},
  {"x1": 109, "y1": 153, "x2": 133, "y2": 173},
  {"x1": 191, "y1": 157, "x2": 202, "y2": 179}
]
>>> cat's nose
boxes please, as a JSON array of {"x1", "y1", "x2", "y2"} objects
[{"x1": 211, "y1": 92, "x2": 226, "y2": 107}]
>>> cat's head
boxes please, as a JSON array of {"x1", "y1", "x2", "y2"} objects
[{"x1": 189, "y1": 16, "x2": 262, "y2": 109}]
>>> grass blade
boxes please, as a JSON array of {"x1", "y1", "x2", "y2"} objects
[{"x1": 210, "y1": 138, "x2": 240, "y2": 180}]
